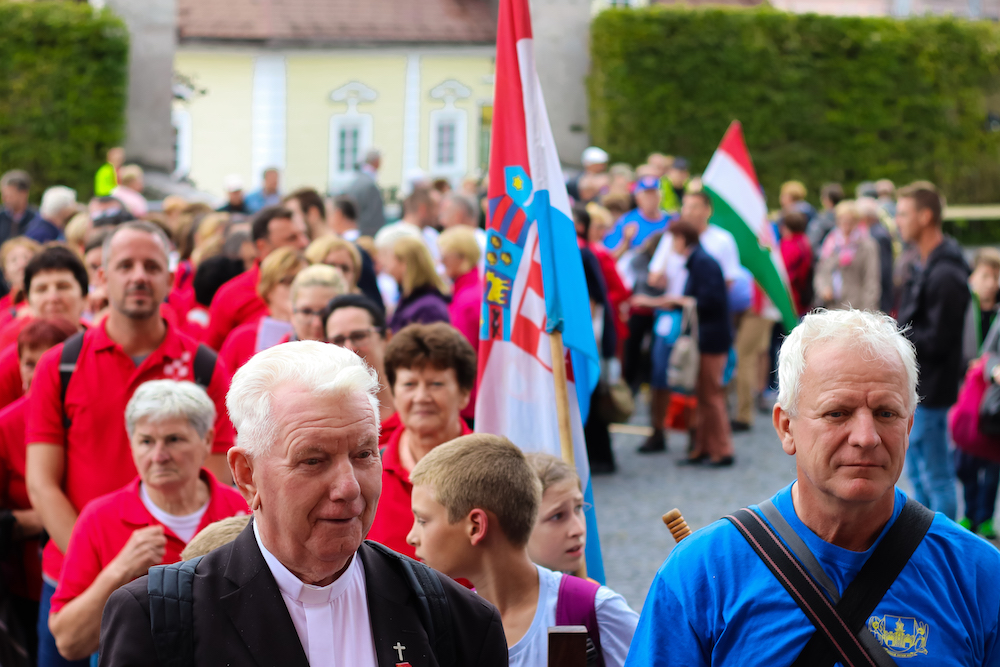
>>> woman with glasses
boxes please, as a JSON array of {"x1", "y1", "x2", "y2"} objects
[
  {"x1": 289, "y1": 264, "x2": 347, "y2": 342},
  {"x1": 304, "y1": 235, "x2": 361, "y2": 291},
  {"x1": 218, "y1": 247, "x2": 306, "y2": 372}
]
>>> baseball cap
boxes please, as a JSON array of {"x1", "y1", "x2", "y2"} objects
[
  {"x1": 224, "y1": 174, "x2": 244, "y2": 192},
  {"x1": 635, "y1": 175, "x2": 661, "y2": 192},
  {"x1": 581, "y1": 146, "x2": 609, "y2": 166}
]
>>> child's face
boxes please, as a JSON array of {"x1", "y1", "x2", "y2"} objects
[
  {"x1": 407, "y1": 485, "x2": 472, "y2": 577},
  {"x1": 527, "y1": 480, "x2": 586, "y2": 573},
  {"x1": 970, "y1": 264, "x2": 1000, "y2": 304}
]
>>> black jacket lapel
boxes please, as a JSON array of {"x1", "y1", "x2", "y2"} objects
[
  {"x1": 219, "y1": 524, "x2": 309, "y2": 667},
  {"x1": 360, "y1": 542, "x2": 437, "y2": 667}
]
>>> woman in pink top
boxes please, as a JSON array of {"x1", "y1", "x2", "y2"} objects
[{"x1": 438, "y1": 227, "x2": 481, "y2": 424}]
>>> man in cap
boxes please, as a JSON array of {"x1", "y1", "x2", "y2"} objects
[
  {"x1": 218, "y1": 175, "x2": 248, "y2": 214},
  {"x1": 567, "y1": 146, "x2": 610, "y2": 200}
]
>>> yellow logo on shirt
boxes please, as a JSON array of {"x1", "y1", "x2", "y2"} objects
[{"x1": 867, "y1": 615, "x2": 929, "y2": 658}]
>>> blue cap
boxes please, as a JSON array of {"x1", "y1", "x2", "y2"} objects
[{"x1": 635, "y1": 175, "x2": 661, "y2": 192}]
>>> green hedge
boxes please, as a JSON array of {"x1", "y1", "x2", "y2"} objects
[
  {"x1": 589, "y1": 6, "x2": 1000, "y2": 205},
  {"x1": 0, "y1": 2, "x2": 128, "y2": 202}
]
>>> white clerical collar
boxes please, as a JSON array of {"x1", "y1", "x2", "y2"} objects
[{"x1": 253, "y1": 519, "x2": 360, "y2": 606}]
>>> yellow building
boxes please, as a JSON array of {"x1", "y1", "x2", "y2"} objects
[{"x1": 172, "y1": 0, "x2": 497, "y2": 200}]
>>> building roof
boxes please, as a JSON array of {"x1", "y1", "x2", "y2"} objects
[{"x1": 177, "y1": 0, "x2": 498, "y2": 45}]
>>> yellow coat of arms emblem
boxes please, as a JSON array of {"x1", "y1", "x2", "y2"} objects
[{"x1": 867, "y1": 615, "x2": 930, "y2": 658}]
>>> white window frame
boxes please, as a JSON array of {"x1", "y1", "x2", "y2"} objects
[
  {"x1": 171, "y1": 105, "x2": 193, "y2": 179},
  {"x1": 328, "y1": 81, "x2": 377, "y2": 193},
  {"x1": 428, "y1": 80, "x2": 471, "y2": 187}
]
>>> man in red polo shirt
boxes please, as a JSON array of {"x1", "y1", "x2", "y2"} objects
[
  {"x1": 202, "y1": 206, "x2": 309, "y2": 351},
  {"x1": 25, "y1": 222, "x2": 234, "y2": 667}
]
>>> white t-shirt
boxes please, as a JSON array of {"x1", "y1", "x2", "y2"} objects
[
  {"x1": 139, "y1": 483, "x2": 208, "y2": 543},
  {"x1": 507, "y1": 565, "x2": 638, "y2": 667},
  {"x1": 648, "y1": 224, "x2": 742, "y2": 295},
  {"x1": 254, "y1": 521, "x2": 378, "y2": 667}
]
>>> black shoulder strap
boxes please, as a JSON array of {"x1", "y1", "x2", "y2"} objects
[
  {"x1": 366, "y1": 541, "x2": 456, "y2": 667},
  {"x1": 58, "y1": 332, "x2": 85, "y2": 429},
  {"x1": 192, "y1": 344, "x2": 216, "y2": 389},
  {"x1": 759, "y1": 500, "x2": 897, "y2": 667},
  {"x1": 793, "y1": 499, "x2": 934, "y2": 667},
  {"x1": 725, "y1": 508, "x2": 878, "y2": 667},
  {"x1": 148, "y1": 556, "x2": 203, "y2": 667}
]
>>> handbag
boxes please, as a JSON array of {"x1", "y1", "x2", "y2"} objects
[
  {"x1": 949, "y1": 359, "x2": 1000, "y2": 462},
  {"x1": 979, "y1": 362, "x2": 1000, "y2": 439},
  {"x1": 668, "y1": 304, "x2": 700, "y2": 394}
]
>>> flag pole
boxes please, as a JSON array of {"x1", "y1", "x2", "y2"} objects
[{"x1": 549, "y1": 330, "x2": 588, "y2": 578}]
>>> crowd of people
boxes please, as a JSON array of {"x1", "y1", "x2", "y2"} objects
[{"x1": 0, "y1": 139, "x2": 997, "y2": 666}]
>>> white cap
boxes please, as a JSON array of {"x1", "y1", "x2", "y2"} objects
[
  {"x1": 224, "y1": 174, "x2": 244, "y2": 192},
  {"x1": 582, "y1": 146, "x2": 609, "y2": 166}
]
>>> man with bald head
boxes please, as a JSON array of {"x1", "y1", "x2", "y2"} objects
[
  {"x1": 99, "y1": 342, "x2": 506, "y2": 666},
  {"x1": 26, "y1": 222, "x2": 234, "y2": 666},
  {"x1": 627, "y1": 309, "x2": 1000, "y2": 666}
]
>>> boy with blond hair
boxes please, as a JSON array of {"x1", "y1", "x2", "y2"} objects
[{"x1": 407, "y1": 434, "x2": 637, "y2": 667}]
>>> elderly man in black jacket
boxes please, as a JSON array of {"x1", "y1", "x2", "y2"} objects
[
  {"x1": 99, "y1": 341, "x2": 507, "y2": 667},
  {"x1": 895, "y1": 182, "x2": 969, "y2": 520}
]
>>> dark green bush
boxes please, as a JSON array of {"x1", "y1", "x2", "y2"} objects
[
  {"x1": 0, "y1": 2, "x2": 128, "y2": 202},
  {"x1": 589, "y1": 6, "x2": 1000, "y2": 205}
]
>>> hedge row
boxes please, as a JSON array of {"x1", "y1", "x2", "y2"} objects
[
  {"x1": 0, "y1": 2, "x2": 129, "y2": 202},
  {"x1": 588, "y1": 6, "x2": 1000, "y2": 205}
]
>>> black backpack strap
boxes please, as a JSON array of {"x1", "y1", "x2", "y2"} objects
[
  {"x1": 148, "y1": 556, "x2": 203, "y2": 667},
  {"x1": 793, "y1": 498, "x2": 934, "y2": 667},
  {"x1": 366, "y1": 541, "x2": 456, "y2": 667},
  {"x1": 58, "y1": 332, "x2": 85, "y2": 429},
  {"x1": 759, "y1": 500, "x2": 897, "y2": 667},
  {"x1": 725, "y1": 508, "x2": 878, "y2": 667},
  {"x1": 192, "y1": 344, "x2": 216, "y2": 389}
]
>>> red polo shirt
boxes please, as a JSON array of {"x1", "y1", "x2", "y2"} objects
[
  {"x1": 367, "y1": 419, "x2": 473, "y2": 559},
  {"x1": 0, "y1": 345, "x2": 22, "y2": 410},
  {"x1": 26, "y1": 318, "x2": 235, "y2": 581},
  {"x1": 50, "y1": 470, "x2": 248, "y2": 613},
  {"x1": 203, "y1": 264, "x2": 266, "y2": 351},
  {"x1": 0, "y1": 397, "x2": 40, "y2": 600}
]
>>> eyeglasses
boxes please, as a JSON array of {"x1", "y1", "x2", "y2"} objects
[
  {"x1": 329, "y1": 328, "x2": 381, "y2": 347},
  {"x1": 293, "y1": 307, "x2": 325, "y2": 320},
  {"x1": 326, "y1": 262, "x2": 354, "y2": 276}
]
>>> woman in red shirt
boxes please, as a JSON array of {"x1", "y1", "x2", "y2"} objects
[{"x1": 47, "y1": 379, "x2": 248, "y2": 661}]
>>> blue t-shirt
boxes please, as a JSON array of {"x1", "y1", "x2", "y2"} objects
[
  {"x1": 626, "y1": 484, "x2": 1000, "y2": 666},
  {"x1": 602, "y1": 208, "x2": 670, "y2": 251}
]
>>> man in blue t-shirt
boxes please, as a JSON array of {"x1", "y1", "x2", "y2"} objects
[
  {"x1": 627, "y1": 309, "x2": 1000, "y2": 667},
  {"x1": 603, "y1": 175, "x2": 670, "y2": 270}
]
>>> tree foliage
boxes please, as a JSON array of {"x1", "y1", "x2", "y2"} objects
[
  {"x1": 589, "y1": 6, "x2": 1000, "y2": 205},
  {"x1": 0, "y1": 2, "x2": 128, "y2": 202}
]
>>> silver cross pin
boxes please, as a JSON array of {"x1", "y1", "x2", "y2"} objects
[{"x1": 393, "y1": 642, "x2": 406, "y2": 662}]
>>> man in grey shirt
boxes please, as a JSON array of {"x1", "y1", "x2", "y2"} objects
[{"x1": 344, "y1": 148, "x2": 386, "y2": 238}]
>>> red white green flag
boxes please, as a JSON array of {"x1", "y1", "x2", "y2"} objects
[{"x1": 703, "y1": 121, "x2": 799, "y2": 332}]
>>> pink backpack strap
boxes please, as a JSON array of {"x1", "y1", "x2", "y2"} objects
[{"x1": 555, "y1": 574, "x2": 604, "y2": 667}]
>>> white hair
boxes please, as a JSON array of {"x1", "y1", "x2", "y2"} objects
[
  {"x1": 125, "y1": 380, "x2": 217, "y2": 439},
  {"x1": 373, "y1": 221, "x2": 422, "y2": 251},
  {"x1": 777, "y1": 309, "x2": 918, "y2": 417},
  {"x1": 227, "y1": 340, "x2": 381, "y2": 458},
  {"x1": 39, "y1": 186, "x2": 77, "y2": 220},
  {"x1": 856, "y1": 196, "x2": 881, "y2": 221}
]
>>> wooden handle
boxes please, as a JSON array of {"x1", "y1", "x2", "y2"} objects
[{"x1": 662, "y1": 508, "x2": 692, "y2": 542}]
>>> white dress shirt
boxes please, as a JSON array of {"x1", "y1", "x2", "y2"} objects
[
  {"x1": 648, "y1": 223, "x2": 742, "y2": 295},
  {"x1": 253, "y1": 522, "x2": 378, "y2": 667}
]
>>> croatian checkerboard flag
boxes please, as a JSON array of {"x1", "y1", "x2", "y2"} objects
[{"x1": 475, "y1": 0, "x2": 606, "y2": 582}]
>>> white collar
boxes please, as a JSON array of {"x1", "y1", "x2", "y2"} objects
[{"x1": 253, "y1": 519, "x2": 360, "y2": 606}]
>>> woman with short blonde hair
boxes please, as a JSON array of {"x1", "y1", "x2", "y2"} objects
[
  {"x1": 815, "y1": 199, "x2": 881, "y2": 312},
  {"x1": 383, "y1": 236, "x2": 450, "y2": 333},
  {"x1": 289, "y1": 264, "x2": 348, "y2": 342},
  {"x1": 220, "y1": 247, "x2": 308, "y2": 371},
  {"x1": 304, "y1": 235, "x2": 361, "y2": 289}
]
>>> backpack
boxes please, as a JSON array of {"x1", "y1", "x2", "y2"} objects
[
  {"x1": 555, "y1": 574, "x2": 604, "y2": 667},
  {"x1": 148, "y1": 542, "x2": 457, "y2": 667},
  {"x1": 58, "y1": 332, "x2": 217, "y2": 428}
]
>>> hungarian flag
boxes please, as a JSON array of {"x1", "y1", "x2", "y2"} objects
[
  {"x1": 703, "y1": 122, "x2": 799, "y2": 332},
  {"x1": 475, "y1": 0, "x2": 605, "y2": 581}
]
